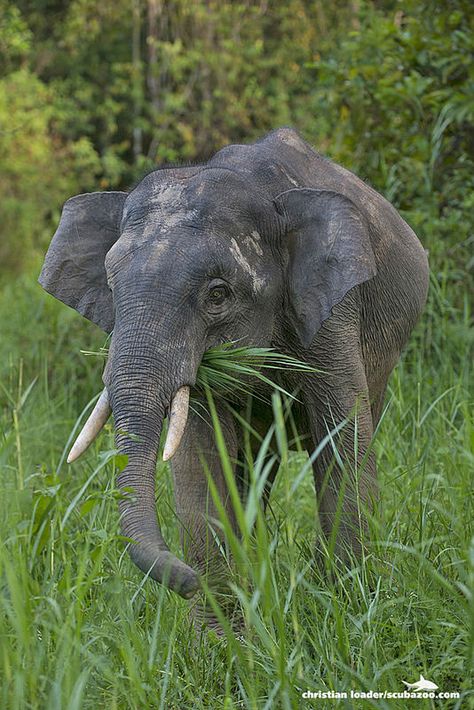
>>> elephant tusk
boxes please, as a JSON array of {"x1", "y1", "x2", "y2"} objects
[
  {"x1": 67, "y1": 388, "x2": 111, "y2": 463},
  {"x1": 162, "y1": 386, "x2": 190, "y2": 462}
]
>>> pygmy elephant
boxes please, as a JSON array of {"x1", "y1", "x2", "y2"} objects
[{"x1": 39, "y1": 128, "x2": 429, "y2": 629}]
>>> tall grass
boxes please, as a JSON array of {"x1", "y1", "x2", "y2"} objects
[{"x1": 0, "y1": 268, "x2": 472, "y2": 709}]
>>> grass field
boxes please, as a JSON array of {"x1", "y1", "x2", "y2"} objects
[{"x1": 0, "y1": 262, "x2": 472, "y2": 709}]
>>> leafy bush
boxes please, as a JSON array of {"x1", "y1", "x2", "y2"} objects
[{"x1": 308, "y1": 0, "x2": 474, "y2": 302}]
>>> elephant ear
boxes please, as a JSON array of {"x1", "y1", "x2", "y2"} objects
[
  {"x1": 39, "y1": 191, "x2": 127, "y2": 333},
  {"x1": 275, "y1": 188, "x2": 377, "y2": 348}
]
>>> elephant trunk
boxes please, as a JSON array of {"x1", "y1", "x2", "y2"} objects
[{"x1": 105, "y1": 312, "x2": 200, "y2": 599}]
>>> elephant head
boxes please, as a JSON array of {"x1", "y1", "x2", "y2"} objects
[{"x1": 39, "y1": 129, "x2": 376, "y2": 599}]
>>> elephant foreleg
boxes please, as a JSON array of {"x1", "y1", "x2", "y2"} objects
[
  {"x1": 169, "y1": 398, "x2": 242, "y2": 633},
  {"x1": 304, "y1": 367, "x2": 378, "y2": 564}
]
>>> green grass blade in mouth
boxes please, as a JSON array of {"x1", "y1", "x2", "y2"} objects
[{"x1": 195, "y1": 343, "x2": 320, "y2": 402}]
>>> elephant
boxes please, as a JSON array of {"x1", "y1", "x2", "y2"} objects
[{"x1": 39, "y1": 127, "x2": 429, "y2": 631}]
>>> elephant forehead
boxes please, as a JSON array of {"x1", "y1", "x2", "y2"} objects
[
  {"x1": 126, "y1": 167, "x2": 272, "y2": 228},
  {"x1": 123, "y1": 180, "x2": 199, "y2": 233}
]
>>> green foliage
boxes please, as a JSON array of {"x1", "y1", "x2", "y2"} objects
[
  {"x1": 0, "y1": 70, "x2": 69, "y2": 273},
  {"x1": 0, "y1": 2, "x2": 32, "y2": 70},
  {"x1": 195, "y1": 343, "x2": 318, "y2": 402},
  {"x1": 309, "y1": 0, "x2": 474, "y2": 303}
]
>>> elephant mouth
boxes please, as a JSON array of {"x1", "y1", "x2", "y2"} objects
[{"x1": 67, "y1": 385, "x2": 191, "y2": 464}]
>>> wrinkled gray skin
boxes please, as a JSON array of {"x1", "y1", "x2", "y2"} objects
[{"x1": 39, "y1": 128, "x2": 429, "y2": 632}]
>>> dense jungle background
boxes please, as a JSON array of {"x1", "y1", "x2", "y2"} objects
[{"x1": 0, "y1": 1, "x2": 473, "y2": 708}]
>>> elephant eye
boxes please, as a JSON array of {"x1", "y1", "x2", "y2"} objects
[
  {"x1": 206, "y1": 280, "x2": 231, "y2": 310},
  {"x1": 209, "y1": 286, "x2": 227, "y2": 303}
]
